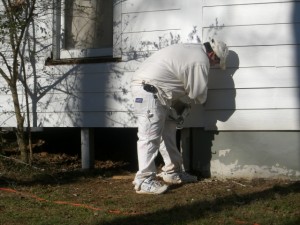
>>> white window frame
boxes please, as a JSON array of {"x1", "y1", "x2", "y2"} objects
[{"x1": 53, "y1": 0, "x2": 122, "y2": 60}]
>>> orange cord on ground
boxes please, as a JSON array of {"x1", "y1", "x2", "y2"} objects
[{"x1": 0, "y1": 187, "x2": 139, "y2": 215}]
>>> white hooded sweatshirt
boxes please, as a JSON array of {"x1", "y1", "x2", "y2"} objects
[{"x1": 131, "y1": 43, "x2": 210, "y2": 106}]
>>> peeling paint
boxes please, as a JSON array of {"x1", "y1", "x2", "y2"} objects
[
  {"x1": 211, "y1": 159, "x2": 300, "y2": 180},
  {"x1": 218, "y1": 149, "x2": 231, "y2": 157}
]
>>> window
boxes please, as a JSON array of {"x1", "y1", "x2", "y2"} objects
[{"x1": 53, "y1": 0, "x2": 121, "y2": 60}]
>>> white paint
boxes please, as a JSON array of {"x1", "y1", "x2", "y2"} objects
[
  {"x1": 122, "y1": 10, "x2": 181, "y2": 33},
  {"x1": 203, "y1": 24, "x2": 299, "y2": 46},
  {"x1": 0, "y1": 0, "x2": 299, "y2": 132},
  {"x1": 205, "y1": 88, "x2": 300, "y2": 110},
  {"x1": 202, "y1": 109, "x2": 300, "y2": 130},
  {"x1": 203, "y1": 0, "x2": 293, "y2": 6},
  {"x1": 218, "y1": 149, "x2": 231, "y2": 157},
  {"x1": 122, "y1": 0, "x2": 181, "y2": 13},
  {"x1": 211, "y1": 159, "x2": 300, "y2": 180},
  {"x1": 208, "y1": 67, "x2": 300, "y2": 89},
  {"x1": 122, "y1": 30, "x2": 182, "y2": 53},
  {"x1": 203, "y1": 2, "x2": 295, "y2": 27}
]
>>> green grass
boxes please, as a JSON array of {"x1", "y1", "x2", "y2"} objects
[
  {"x1": 1, "y1": 180, "x2": 299, "y2": 225},
  {"x1": 1, "y1": 196, "x2": 93, "y2": 225},
  {"x1": 0, "y1": 154, "x2": 299, "y2": 225}
]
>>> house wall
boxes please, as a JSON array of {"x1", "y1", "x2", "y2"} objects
[
  {"x1": 0, "y1": 0, "x2": 299, "y2": 130},
  {"x1": 0, "y1": 0, "x2": 299, "y2": 178},
  {"x1": 181, "y1": 129, "x2": 300, "y2": 180},
  {"x1": 182, "y1": 0, "x2": 300, "y2": 179}
]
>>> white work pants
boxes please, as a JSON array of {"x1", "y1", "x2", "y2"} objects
[{"x1": 132, "y1": 85, "x2": 183, "y2": 187}]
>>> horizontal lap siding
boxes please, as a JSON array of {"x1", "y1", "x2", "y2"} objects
[
  {"x1": 121, "y1": 1, "x2": 183, "y2": 59},
  {"x1": 0, "y1": 63, "x2": 132, "y2": 127},
  {"x1": 204, "y1": 24, "x2": 300, "y2": 46},
  {"x1": 205, "y1": 109, "x2": 300, "y2": 130},
  {"x1": 0, "y1": 112, "x2": 137, "y2": 128},
  {"x1": 228, "y1": 46, "x2": 300, "y2": 67},
  {"x1": 208, "y1": 67, "x2": 299, "y2": 89},
  {"x1": 122, "y1": 30, "x2": 181, "y2": 53},
  {"x1": 201, "y1": 1, "x2": 300, "y2": 130},
  {"x1": 122, "y1": 0, "x2": 181, "y2": 13},
  {"x1": 203, "y1": 0, "x2": 300, "y2": 5},
  {"x1": 122, "y1": 10, "x2": 181, "y2": 33},
  {"x1": 1, "y1": 0, "x2": 299, "y2": 130},
  {"x1": 203, "y1": 2, "x2": 299, "y2": 26},
  {"x1": 0, "y1": 67, "x2": 133, "y2": 113},
  {"x1": 1, "y1": 87, "x2": 297, "y2": 113},
  {"x1": 185, "y1": 108, "x2": 300, "y2": 130},
  {"x1": 0, "y1": 0, "x2": 183, "y2": 127},
  {"x1": 206, "y1": 88, "x2": 299, "y2": 110}
]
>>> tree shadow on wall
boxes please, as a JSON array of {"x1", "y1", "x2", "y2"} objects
[{"x1": 111, "y1": 26, "x2": 202, "y2": 126}]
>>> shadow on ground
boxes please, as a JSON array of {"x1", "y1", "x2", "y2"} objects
[{"x1": 99, "y1": 181, "x2": 300, "y2": 225}]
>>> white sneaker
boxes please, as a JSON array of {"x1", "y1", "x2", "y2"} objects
[
  {"x1": 135, "y1": 177, "x2": 168, "y2": 194},
  {"x1": 158, "y1": 171, "x2": 197, "y2": 184}
]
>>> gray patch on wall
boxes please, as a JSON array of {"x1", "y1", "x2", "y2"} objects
[{"x1": 181, "y1": 129, "x2": 300, "y2": 180}]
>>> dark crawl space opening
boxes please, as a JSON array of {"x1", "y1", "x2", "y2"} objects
[{"x1": 1, "y1": 127, "x2": 184, "y2": 172}]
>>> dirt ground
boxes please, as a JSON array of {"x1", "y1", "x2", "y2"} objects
[
  {"x1": 1, "y1": 150, "x2": 300, "y2": 225},
  {"x1": 0, "y1": 151, "x2": 298, "y2": 200}
]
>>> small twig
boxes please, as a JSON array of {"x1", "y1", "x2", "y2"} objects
[
  {"x1": 0, "y1": 154, "x2": 40, "y2": 170},
  {"x1": 232, "y1": 180, "x2": 247, "y2": 187}
]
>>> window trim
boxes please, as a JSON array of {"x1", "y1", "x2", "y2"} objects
[{"x1": 52, "y1": 0, "x2": 122, "y2": 61}]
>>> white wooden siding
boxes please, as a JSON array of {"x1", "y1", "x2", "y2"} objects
[
  {"x1": 1, "y1": 87, "x2": 298, "y2": 112},
  {"x1": 6, "y1": 109, "x2": 296, "y2": 130},
  {"x1": 0, "y1": 0, "x2": 299, "y2": 130},
  {"x1": 204, "y1": 24, "x2": 300, "y2": 46},
  {"x1": 122, "y1": 30, "x2": 182, "y2": 53},
  {"x1": 200, "y1": 0, "x2": 300, "y2": 130},
  {"x1": 122, "y1": 0, "x2": 181, "y2": 13},
  {"x1": 205, "y1": 109, "x2": 300, "y2": 130},
  {"x1": 208, "y1": 67, "x2": 300, "y2": 89},
  {"x1": 0, "y1": 112, "x2": 137, "y2": 127},
  {"x1": 203, "y1": 2, "x2": 299, "y2": 27},
  {"x1": 203, "y1": 0, "x2": 300, "y2": 5},
  {"x1": 122, "y1": 10, "x2": 181, "y2": 33}
]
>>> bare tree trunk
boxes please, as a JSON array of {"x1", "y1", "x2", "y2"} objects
[
  {"x1": 17, "y1": 127, "x2": 28, "y2": 163},
  {"x1": 0, "y1": 0, "x2": 37, "y2": 163},
  {"x1": 10, "y1": 81, "x2": 28, "y2": 163}
]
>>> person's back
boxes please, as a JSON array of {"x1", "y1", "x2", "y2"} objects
[
  {"x1": 131, "y1": 43, "x2": 210, "y2": 104},
  {"x1": 130, "y1": 39, "x2": 229, "y2": 195}
]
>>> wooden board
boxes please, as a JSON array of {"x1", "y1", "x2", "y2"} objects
[
  {"x1": 122, "y1": 0, "x2": 181, "y2": 13},
  {"x1": 122, "y1": 10, "x2": 181, "y2": 33},
  {"x1": 208, "y1": 67, "x2": 300, "y2": 89},
  {"x1": 122, "y1": 30, "x2": 182, "y2": 52},
  {"x1": 203, "y1": 0, "x2": 300, "y2": 6},
  {"x1": 1, "y1": 108, "x2": 299, "y2": 130},
  {"x1": 203, "y1": 24, "x2": 300, "y2": 46},
  {"x1": 203, "y1": 109, "x2": 300, "y2": 130},
  {"x1": 205, "y1": 88, "x2": 300, "y2": 110},
  {"x1": 226, "y1": 46, "x2": 300, "y2": 67},
  {"x1": 203, "y1": 2, "x2": 299, "y2": 27}
]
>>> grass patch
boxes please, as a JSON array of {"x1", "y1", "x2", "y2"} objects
[{"x1": 0, "y1": 153, "x2": 299, "y2": 225}]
